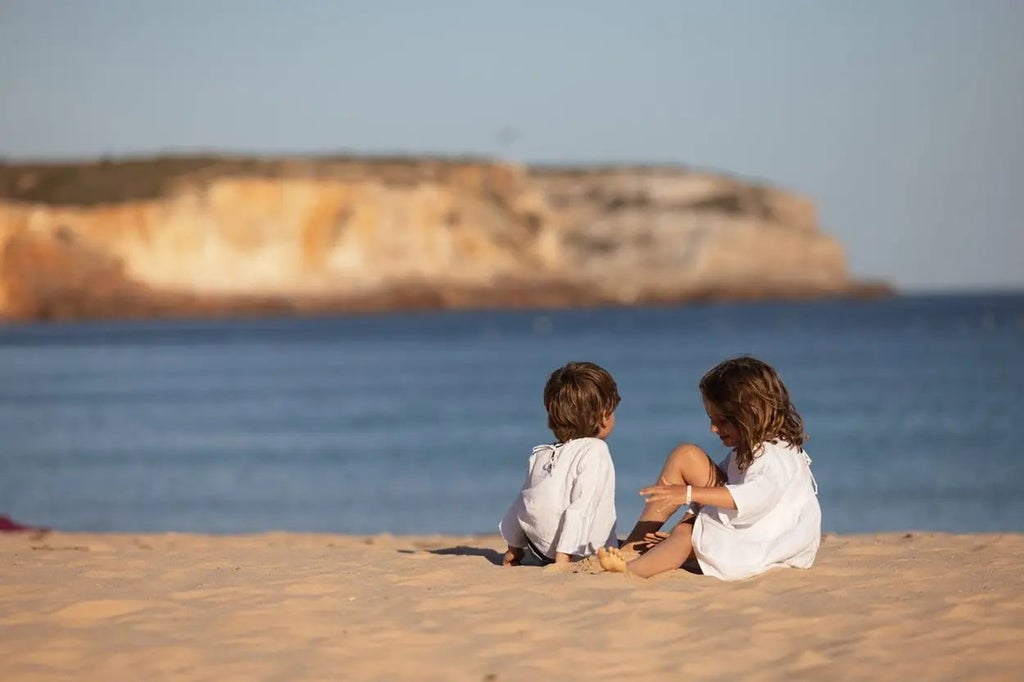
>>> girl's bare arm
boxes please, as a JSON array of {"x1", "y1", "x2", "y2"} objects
[{"x1": 639, "y1": 484, "x2": 737, "y2": 510}]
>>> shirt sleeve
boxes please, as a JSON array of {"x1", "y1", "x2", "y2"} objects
[
  {"x1": 725, "y1": 453, "x2": 786, "y2": 524},
  {"x1": 499, "y1": 494, "x2": 527, "y2": 547},
  {"x1": 499, "y1": 466, "x2": 532, "y2": 548},
  {"x1": 553, "y1": 441, "x2": 614, "y2": 557}
]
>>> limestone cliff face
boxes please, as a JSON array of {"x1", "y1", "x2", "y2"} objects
[
  {"x1": 0, "y1": 157, "x2": 883, "y2": 321},
  {"x1": 530, "y1": 167, "x2": 850, "y2": 303}
]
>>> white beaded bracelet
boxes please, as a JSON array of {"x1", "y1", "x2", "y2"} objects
[{"x1": 685, "y1": 485, "x2": 692, "y2": 505}]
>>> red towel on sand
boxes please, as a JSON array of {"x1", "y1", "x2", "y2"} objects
[{"x1": 0, "y1": 516, "x2": 44, "y2": 532}]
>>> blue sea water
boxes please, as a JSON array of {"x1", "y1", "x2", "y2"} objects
[{"x1": 1, "y1": 293, "x2": 1022, "y2": 536}]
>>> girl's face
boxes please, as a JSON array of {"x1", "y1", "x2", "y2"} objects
[{"x1": 704, "y1": 401, "x2": 740, "y2": 449}]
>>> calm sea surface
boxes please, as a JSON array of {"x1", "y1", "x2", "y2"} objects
[{"x1": 1, "y1": 293, "x2": 1022, "y2": 535}]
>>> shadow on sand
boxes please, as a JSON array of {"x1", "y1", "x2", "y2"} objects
[{"x1": 397, "y1": 546, "x2": 504, "y2": 566}]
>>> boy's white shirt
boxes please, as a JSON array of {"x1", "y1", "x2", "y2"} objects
[
  {"x1": 692, "y1": 439, "x2": 821, "y2": 580},
  {"x1": 499, "y1": 437, "x2": 617, "y2": 559}
]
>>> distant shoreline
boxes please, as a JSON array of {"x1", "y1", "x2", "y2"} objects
[{"x1": 0, "y1": 282, "x2": 896, "y2": 326}]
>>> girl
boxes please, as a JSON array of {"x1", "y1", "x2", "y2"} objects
[{"x1": 598, "y1": 356, "x2": 820, "y2": 580}]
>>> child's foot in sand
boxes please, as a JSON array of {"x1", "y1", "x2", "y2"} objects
[{"x1": 596, "y1": 546, "x2": 629, "y2": 573}]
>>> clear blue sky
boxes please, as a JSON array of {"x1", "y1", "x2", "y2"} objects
[{"x1": 1, "y1": 1, "x2": 1021, "y2": 290}]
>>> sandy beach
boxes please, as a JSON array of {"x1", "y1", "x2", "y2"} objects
[{"x1": 1, "y1": 531, "x2": 1021, "y2": 681}]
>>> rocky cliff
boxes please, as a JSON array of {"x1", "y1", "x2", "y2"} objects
[{"x1": 0, "y1": 156, "x2": 886, "y2": 321}]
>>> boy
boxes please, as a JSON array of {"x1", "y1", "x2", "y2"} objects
[{"x1": 500, "y1": 361, "x2": 620, "y2": 566}]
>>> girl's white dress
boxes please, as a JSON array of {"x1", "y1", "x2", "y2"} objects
[{"x1": 691, "y1": 440, "x2": 820, "y2": 581}]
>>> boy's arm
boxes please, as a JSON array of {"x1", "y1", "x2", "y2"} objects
[
  {"x1": 499, "y1": 498, "x2": 527, "y2": 564},
  {"x1": 499, "y1": 468, "x2": 534, "y2": 566},
  {"x1": 503, "y1": 546, "x2": 525, "y2": 566}
]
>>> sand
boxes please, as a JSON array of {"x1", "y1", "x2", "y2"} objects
[{"x1": 1, "y1": 531, "x2": 1021, "y2": 681}]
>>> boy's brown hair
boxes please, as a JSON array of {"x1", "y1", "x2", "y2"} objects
[
  {"x1": 699, "y1": 356, "x2": 807, "y2": 471},
  {"x1": 543, "y1": 361, "x2": 621, "y2": 443}
]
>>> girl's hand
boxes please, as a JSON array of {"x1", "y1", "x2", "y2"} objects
[
  {"x1": 640, "y1": 484, "x2": 691, "y2": 510},
  {"x1": 634, "y1": 531, "x2": 671, "y2": 554}
]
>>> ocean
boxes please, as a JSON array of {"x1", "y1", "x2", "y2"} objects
[{"x1": 1, "y1": 293, "x2": 1022, "y2": 536}]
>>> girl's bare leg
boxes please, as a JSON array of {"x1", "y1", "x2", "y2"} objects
[
  {"x1": 598, "y1": 520, "x2": 697, "y2": 578},
  {"x1": 621, "y1": 443, "x2": 726, "y2": 546},
  {"x1": 624, "y1": 519, "x2": 696, "y2": 577}
]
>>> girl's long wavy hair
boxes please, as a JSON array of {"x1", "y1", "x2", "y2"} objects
[{"x1": 699, "y1": 356, "x2": 806, "y2": 471}]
